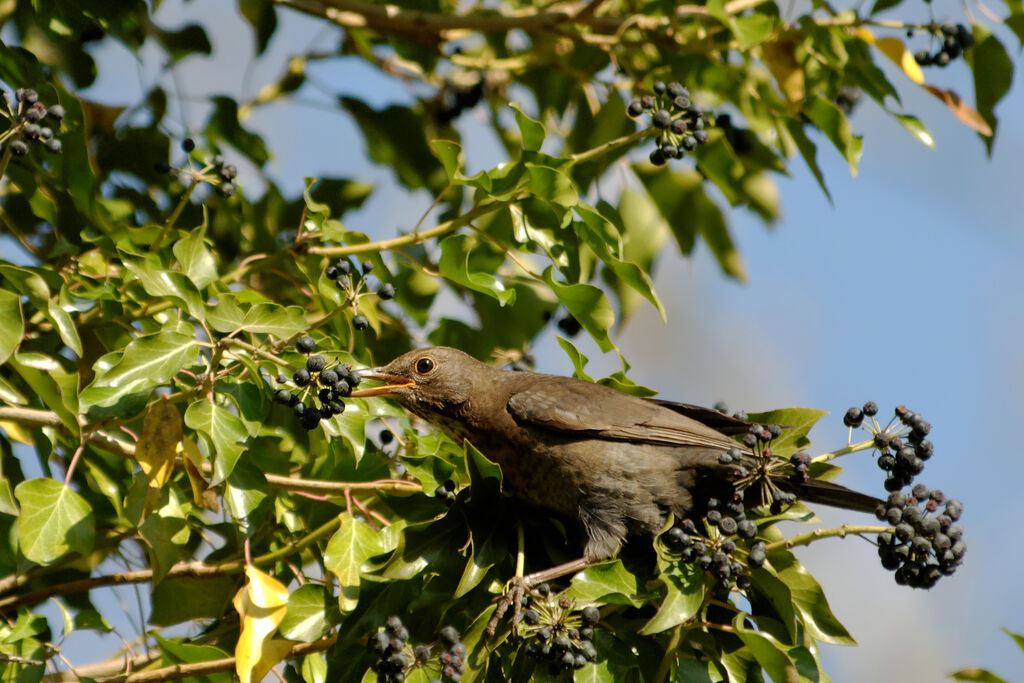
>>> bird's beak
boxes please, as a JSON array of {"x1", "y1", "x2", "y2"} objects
[{"x1": 349, "y1": 367, "x2": 414, "y2": 397}]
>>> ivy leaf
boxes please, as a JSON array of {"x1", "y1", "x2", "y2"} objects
[
  {"x1": 0, "y1": 289, "x2": 23, "y2": 365},
  {"x1": 0, "y1": 264, "x2": 82, "y2": 356},
  {"x1": 279, "y1": 584, "x2": 338, "y2": 642},
  {"x1": 134, "y1": 398, "x2": 183, "y2": 513},
  {"x1": 324, "y1": 512, "x2": 384, "y2": 612},
  {"x1": 123, "y1": 258, "x2": 206, "y2": 320},
  {"x1": 438, "y1": 234, "x2": 516, "y2": 306},
  {"x1": 744, "y1": 407, "x2": 827, "y2": 458},
  {"x1": 14, "y1": 478, "x2": 95, "y2": 565},
  {"x1": 967, "y1": 25, "x2": 1014, "y2": 151},
  {"x1": 173, "y1": 225, "x2": 219, "y2": 289},
  {"x1": 139, "y1": 495, "x2": 189, "y2": 585},
  {"x1": 732, "y1": 613, "x2": 801, "y2": 683},
  {"x1": 768, "y1": 549, "x2": 855, "y2": 645},
  {"x1": 510, "y1": 102, "x2": 545, "y2": 151},
  {"x1": 639, "y1": 563, "x2": 706, "y2": 634},
  {"x1": 207, "y1": 294, "x2": 307, "y2": 339},
  {"x1": 184, "y1": 400, "x2": 250, "y2": 485},
  {"x1": 542, "y1": 267, "x2": 615, "y2": 352},
  {"x1": 566, "y1": 560, "x2": 644, "y2": 607},
  {"x1": 81, "y1": 331, "x2": 198, "y2": 410},
  {"x1": 803, "y1": 96, "x2": 863, "y2": 176}
]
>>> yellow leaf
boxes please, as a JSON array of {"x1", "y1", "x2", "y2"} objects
[
  {"x1": 0, "y1": 420, "x2": 35, "y2": 444},
  {"x1": 857, "y1": 28, "x2": 924, "y2": 84},
  {"x1": 762, "y1": 34, "x2": 804, "y2": 110},
  {"x1": 135, "y1": 398, "x2": 181, "y2": 491},
  {"x1": 181, "y1": 437, "x2": 219, "y2": 512},
  {"x1": 234, "y1": 566, "x2": 293, "y2": 683}
]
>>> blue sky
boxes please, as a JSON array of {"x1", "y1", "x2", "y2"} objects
[{"x1": 48, "y1": 0, "x2": 1024, "y2": 678}]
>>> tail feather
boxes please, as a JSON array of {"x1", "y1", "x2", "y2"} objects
[{"x1": 778, "y1": 478, "x2": 883, "y2": 515}]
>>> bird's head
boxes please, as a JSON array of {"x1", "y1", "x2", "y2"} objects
[{"x1": 351, "y1": 346, "x2": 487, "y2": 411}]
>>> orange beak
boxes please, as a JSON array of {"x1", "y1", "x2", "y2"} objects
[{"x1": 349, "y1": 368, "x2": 414, "y2": 398}]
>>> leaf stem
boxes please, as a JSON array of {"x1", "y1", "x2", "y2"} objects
[
  {"x1": 812, "y1": 437, "x2": 876, "y2": 463},
  {"x1": 567, "y1": 127, "x2": 651, "y2": 165},
  {"x1": 151, "y1": 180, "x2": 198, "y2": 251},
  {"x1": 765, "y1": 524, "x2": 892, "y2": 553}
]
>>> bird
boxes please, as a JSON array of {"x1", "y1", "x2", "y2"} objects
[{"x1": 351, "y1": 346, "x2": 883, "y2": 627}]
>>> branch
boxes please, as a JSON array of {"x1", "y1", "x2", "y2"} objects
[
  {"x1": 0, "y1": 406, "x2": 422, "y2": 496},
  {"x1": 305, "y1": 200, "x2": 510, "y2": 257},
  {"x1": 0, "y1": 512, "x2": 344, "y2": 612},
  {"x1": 765, "y1": 524, "x2": 891, "y2": 553},
  {"x1": 44, "y1": 636, "x2": 335, "y2": 683}
]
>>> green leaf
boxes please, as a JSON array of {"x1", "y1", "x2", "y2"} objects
[
  {"x1": 454, "y1": 527, "x2": 504, "y2": 598},
  {"x1": 784, "y1": 120, "x2": 832, "y2": 202},
  {"x1": 184, "y1": 400, "x2": 250, "y2": 485},
  {"x1": 967, "y1": 25, "x2": 1014, "y2": 150},
  {"x1": 639, "y1": 563, "x2": 706, "y2": 634},
  {"x1": 207, "y1": 294, "x2": 307, "y2": 339},
  {"x1": 891, "y1": 113, "x2": 935, "y2": 149},
  {"x1": 9, "y1": 353, "x2": 79, "y2": 434},
  {"x1": 745, "y1": 407, "x2": 827, "y2": 458},
  {"x1": 207, "y1": 95, "x2": 270, "y2": 165},
  {"x1": 139, "y1": 492, "x2": 190, "y2": 585},
  {"x1": 525, "y1": 164, "x2": 578, "y2": 207},
  {"x1": 768, "y1": 549, "x2": 855, "y2": 645},
  {"x1": 732, "y1": 613, "x2": 800, "y2": 683},
  {"x1": 575, "y1": 205, "x2": 664, "y2": 319},
  {"x1": 438, "y1": 234, "x2": 516, "y2": 306},
  {"x1": 1004, "y1": 628, "x2": 1024, "y2": 653},
  {"x1": 950, "y1": 670, "x2": 1010, "y2": 683},
  {"x1": 280, "y1": 584, "x2": 338, "y2": 641},
  {"x1": 302, "y1": 653, "x2": 328, "y2": 683},
  {"x1": 0, "y1": 265, "x2": 82, "y2": 356},
  {"x1": 152, "y1": 633, "x2": 233, "y2": 683},
  {"x1": 14, "y1": 478, "x2": 95, "y2": 565},
  {"x1": 510, "y1": 103, "x2": 545, "y2": 151},
  {"x1": 324, "y1": 511, "x2": 384, "y2": 612},
  {"x1": 706, "y1": 0, "x2": 774, "y2": 49},
  {"x1": 542, "y1": 267, "x2": 615, "y2": 352},
  {"x1": 173, "y1": 225, "x2": 219, "y2": 289},
  {"x1": 123, "y1": 258, "x2": 206, "y2": 320},
  {"x1": 81, "y1": 331, "x2": 198, "y2": 410},
  {"x1": 804, "y1": 96, "x2": 863, "y2": 176},
  {"x1": 566, "y1": 560, "x2": 643, "y2": 606},
  {"x1": 556, "y1": 337, "x2": 593, "y2": 381},
  {"x1": 431, "y1": 139, "x2": 463, "y2": 179}
]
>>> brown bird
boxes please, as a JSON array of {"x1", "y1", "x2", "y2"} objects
[{"x1": 353, "y1": 346, "x2": 881, "y2": 623}]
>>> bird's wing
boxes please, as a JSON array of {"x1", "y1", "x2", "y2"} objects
[
  {"x1": 643, "y1": 398, "x2": 751, "y2": 435},
  {"x1": 506, "y1": 377, "x2": 739, "y2": 450}
]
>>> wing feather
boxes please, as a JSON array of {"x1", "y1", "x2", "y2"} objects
[{"x1": 506, "y1": 377, "x2": 739, "y2": 451}]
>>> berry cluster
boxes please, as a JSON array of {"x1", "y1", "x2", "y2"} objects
[
  {"x1": 271, "y1": 335, "x2": 361, "y2": 430},
  {"x1": 730, "y1": 423, "x2": 807, "y2": 514},
  {"x1": 914, "y1": 23, "x2": 974, "y2": 68},
  {"x1": 368, "y1": 616, "x2": 466, "y2": 683},
  {"x1": 846, "y1": 403, "x2": 933, "y2": 491},
  {"x1": 665, "y1": 512, "x2": 764, "y2": 593},
  {"x1": 205, "y1": 152, "x2": 238, "y2": 197},
  {"x1": 436, "y1": 79, "x2": 485, "y2": 125},
  {"x1": 627, "y1": 81, "x2": 711, "y2": 166},
  {"x1": 155, "y1": 141, "x2": 239, "y2": 197},
  {"x1": 433, "y1": 479, "x2": 457, "y2": 506},
  {"x1": 518, "y1": 588, "x2": 599, "y2": 672},
  {"x1": 326, "y1": 258, "x2": 395, "y2": 332},
  {"x1": 874, "y1": 485, "x2": 965, "y2": 588},
  {"x1": 1, "y1": 88, "x2": 65, "y2": 157}
]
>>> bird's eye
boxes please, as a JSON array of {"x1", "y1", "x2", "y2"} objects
[{"x1": 415, "y1": 357, "x2": 435, "y2": 375}]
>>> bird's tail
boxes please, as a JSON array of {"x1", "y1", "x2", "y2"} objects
[{"x1": 777, "y1": 478, "x2": 883, "y2": 515}]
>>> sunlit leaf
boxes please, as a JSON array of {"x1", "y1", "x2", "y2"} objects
[{"x1": 14, "y1": 478, "x2": 95, "y2": 565}]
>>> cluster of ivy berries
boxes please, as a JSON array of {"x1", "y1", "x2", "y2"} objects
[
  {"x1": 368, "y1": 616, "x2": 466, "y2": 683},
  {"x1": 665, "y1": 508, "x2": 765, "y2": 593},
  {"x1": 2, "y1": 88, "x2": 64, "y2": 157},
  {"x1": 326, "y1": 258, "x2": 395, "y2": 331},
  {"x1": 271, "y1": 335, "x2": 361, "y2": 430},
  {"x1": 733, "y1": 423, "x2": 809, "y2": 514},
  {"x1": 845, "y1": 403, "x2": 933, "y2": 491},
  {"x1": 518, "y1": 588, "x2": 599, "y2": 672},
  {"x1": 433, "y1": 478, "x2": 457, "y2": 506},
  {"x1": 875, "y1": 484, "x2": 965, "y2": 588},
  {"x1": 627, "y1": 81, "x2": 710, "y2": 166},
  {"x1": 914, "y1": 23, "x2": 974, "y2": 68},
  {"x1": 204, "y1": 150, "x2": 239, "y2": 197}
]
